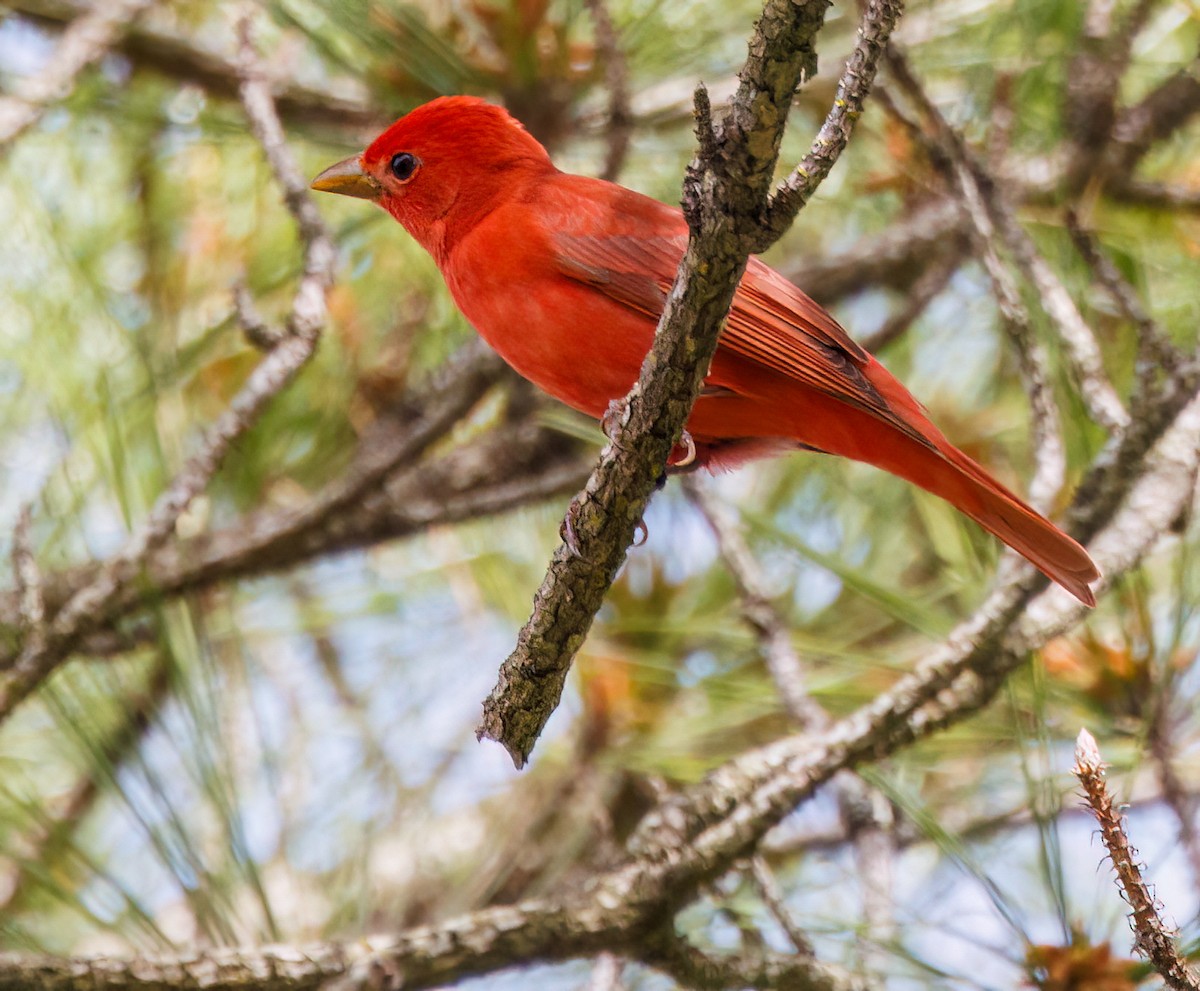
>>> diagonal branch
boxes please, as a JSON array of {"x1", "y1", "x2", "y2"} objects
[
  {"x1": 874, "y1": 86, "x2": 1067, "y2": 514},
  {"x1": 477, "y1": 0, "x2": 906, "y2": 770},
  {"x1": 4, "y1": 0, "x2": 382, "y2": 132},
  {"x1": 0, "y1": 411, "x2": 587, "y2": 658}
]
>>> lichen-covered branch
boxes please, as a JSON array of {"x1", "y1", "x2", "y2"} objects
[{"x1": 477, "y1": 0, "x2": 906, "y2": 769}]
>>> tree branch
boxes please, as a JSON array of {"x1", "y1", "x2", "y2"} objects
[
  {"x1": 884, "y1": 47, "x2": 1129, "y2": 435},
  {"x1": 0, "y1": 374, "x2": 1193, "y2": 989},
  {"x1": 477, "y1": 0, "x2": 906, "y2": 770}
]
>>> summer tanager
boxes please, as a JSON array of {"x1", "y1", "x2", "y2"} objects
[{"x1": 312, "y1": 96, "x2": 1100, "y2": 606}]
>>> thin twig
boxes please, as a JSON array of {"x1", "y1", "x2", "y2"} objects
[
  {"x1": 683, "y1": 479, "x2": 826, "y2": 727},
  {"x1": 686, "y1": 479, "x2": 897, "y2": 968},
  {"x1": 1106, "y1": 54, "x2": 1200, "y2": 177},
  {"x1": 1073, "y1": 728, "x2": 1200, "y2": 991},
  {"x1": 233, "y1": 281, "x2": 284, "y2": 351},
  {"x1": 0, "y1": 0, "x2": 153, "y2": 147},
  {"x1": 0, "y1": 409, "x2": 584, "y2": 657},
  {"x1": 1064, "y1": 212, "x2": 1183, "y2": 376},
  {"x1": 0, "y1": 385, "x2": 1194, "y2": 989},
  {"x1": 749, "y1": 856, "x2": 817, "y2": 957},
  {"x1": 4, "y1": 0, "x2": 382, "y2": 132},
  {"x1": 885, "y1": 47, "x2": 1129, "y2": 435},
  {"x1": 874, "y1": 85, "x2": 1066, "y2": 514},
  {"x1": 760, "y1": 0, "x2": 902, "y2": 245}
]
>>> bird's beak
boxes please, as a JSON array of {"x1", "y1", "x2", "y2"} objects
[{"x1": 311, "y1": 155, "x2": 381, "y2": 200}]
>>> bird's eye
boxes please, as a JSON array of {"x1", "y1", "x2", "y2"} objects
[{"x1": 390, "y1": 152, "x2": 419, "y2": 182}]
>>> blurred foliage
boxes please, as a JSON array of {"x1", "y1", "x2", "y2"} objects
[{"x1": 0, "y1": 0, "x2": 1198, "y2": 987}]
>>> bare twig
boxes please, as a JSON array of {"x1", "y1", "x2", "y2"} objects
[
  {"x1": 749, "y1": 856, "x2": 817, "y2": 957},
  {"x1": 885, "y1": 48, "x2": 1129, "y2": 436},
  {"x1": 686, "y1": 479, "x2": 897, "y2": 969},
  {"x1": 0, "y1": 381, "x2": 1194, "y2": 989},
  {"x1": 1106, "y1": 54, "x2": 1200, "y2": 177},
  {"x1": 478, "y1": 0, "x2": 906, "y2": 770},
  {"x1": 233, "y1": 281, "x2": 284, "y2": 351},
  {"x1": 3, "y1": 0, "x2": 381, "y2": 132},
  {"x1": 0, "y1": 0, "x2": 153, "y2": 147},
  {"x1": 684, "y1": 480, "x2": 826, "y2": 727},
  {"x1": 1061, "y1": 0, "x2": 1163, "y2": 187},
  {"x1": 0, "y1": 410, "x2": 586, "y2": 658},
  {"x1": 1064, "y1": 212, "x2": 1183, "y2": 376},
  {"x1": 0, "y1": 11, "x2": 335, "y2": 726},
  {"x1": 875, "y1": 84, "x2": 1065, "y2": 514},
  {"x1": 1073, "y1": 728, "x2": 1200, "y2": 991}
]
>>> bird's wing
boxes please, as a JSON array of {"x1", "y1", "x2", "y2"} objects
[{"x1": 553, "y1": 231, "x2": 932, "y2": 445}]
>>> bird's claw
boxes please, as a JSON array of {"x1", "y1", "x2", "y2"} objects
[
  {"x1": 675, "y1": 430, "x2": 697, "y2": 467},
  {"x1": 633, "y1": 519, "x2": 649, "y2": 547},
  {"x1": 666, "y1": 430, "x2": 699, "y2": 474}
]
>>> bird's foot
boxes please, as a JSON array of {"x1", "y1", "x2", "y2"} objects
[
  {"x1": 632, "y1": 518, "x2": 649, "y2": 547},
  {"x1": 666, "y1": 430, "x2": 700, "y2": 474}
]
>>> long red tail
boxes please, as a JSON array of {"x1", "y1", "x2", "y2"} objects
[
  {"x1": 857, "y1": 364, "x2": 1100, "y2": 606},
  {"x1": 886, "y1": 440, "x2": 1098, "y2": 605}
]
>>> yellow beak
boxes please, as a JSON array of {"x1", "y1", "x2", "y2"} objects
[{"x1": 311, "y1": 155, "x2": 381, "y2": 200}]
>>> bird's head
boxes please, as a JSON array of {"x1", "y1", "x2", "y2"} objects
[{"x1": 311, "y1": 96, "x2": 553, "y2": 259}]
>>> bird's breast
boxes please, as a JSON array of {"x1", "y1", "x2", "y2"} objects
[{"x1": 443, "y1": 219, "x2": 658, "y2": 419}]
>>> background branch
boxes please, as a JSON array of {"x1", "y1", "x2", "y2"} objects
[{"x1": 0, "y1": 0, "x2": 152, "y2": 146}]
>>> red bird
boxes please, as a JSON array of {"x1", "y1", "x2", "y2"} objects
[{"x1": 312, "y1": 96, "x2": 1099, "y2": 606}]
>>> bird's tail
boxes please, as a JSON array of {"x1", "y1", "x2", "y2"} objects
[
  {"x1": 855, "y1": 369, "x2": 1100, "y2": 606},
  {"x1": 909, "y1": 443, "x2": 1098, "y2": 606}
]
